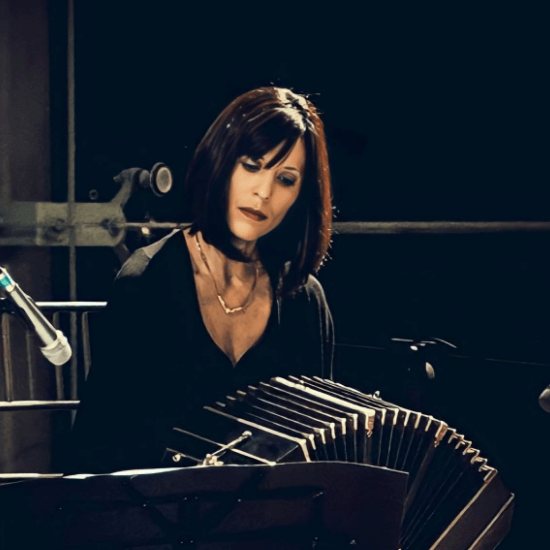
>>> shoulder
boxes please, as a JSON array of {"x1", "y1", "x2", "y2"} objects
[
  {"x1": 282, "y1": 274, "x2": 331, "y2": 323},
  {"x1": 301, "y1": 275, "x2": 334, "y2": 337},
  {"x1": 115, "y1": 230, "x2": 183, "y2": 283},
  {"x1": 278, "y1": 261, "x2": 328, "y2": 305},
  {"x1": 303, "y1": 274, "x2": 327, "y2": 300},
  {"x1": 300, "y1": 274, "x2": 329, "y2": 308},
  {"x1": 108, "y1": 231, "x2": 186, "y2": 301}
]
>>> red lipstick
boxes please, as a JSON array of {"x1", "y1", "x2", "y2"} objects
[{"x1": 239, "y1": 207, "x2": 267, "y2": 221}]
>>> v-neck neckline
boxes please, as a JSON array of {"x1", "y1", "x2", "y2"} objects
[{"x1": 178, "y1": 230, "x2": 277, "y2": 368}]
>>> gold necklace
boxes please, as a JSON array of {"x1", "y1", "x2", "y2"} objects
[{"x1": 195, "y1": 233, "x2": 258, "y2": 314}]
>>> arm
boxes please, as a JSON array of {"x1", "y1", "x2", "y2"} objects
[
  {"x1": 308, "y1": 275, "x2": 335, "y2": 380},
  {"x1": 68, "y1": 251, "x2": 159, "y2": 473},
  {"x1": 292, "y1": 274, "x2": 335, "y2": 380}
]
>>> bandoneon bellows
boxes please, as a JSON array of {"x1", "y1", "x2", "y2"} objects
[{"x1": 165, "y1": 376, "x2": 514, "y2": 550}]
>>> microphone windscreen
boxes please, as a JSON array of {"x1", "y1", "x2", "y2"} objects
[
  {"x1": 40, "y1": 330, "x2": 72, "y2": 366},
  {"x1": 538, "y1": 385, "x2": 550, "y2": 413}
]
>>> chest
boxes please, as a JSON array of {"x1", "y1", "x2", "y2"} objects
[{"x1": 193, "y1": 273, "x2": 273, "y2": 366}]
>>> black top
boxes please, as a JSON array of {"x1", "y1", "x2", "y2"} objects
[{"x1": 69, "y1": 230, "x2": 334, "y2": 473}]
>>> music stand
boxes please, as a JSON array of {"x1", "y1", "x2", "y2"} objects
[{"x1": 0, "y1": 462, "x2": 407, "y2": 549}]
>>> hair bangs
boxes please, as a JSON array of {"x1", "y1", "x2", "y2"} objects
[{"x1": 238, "y1": 109, "x2": 305, "y2": 167}]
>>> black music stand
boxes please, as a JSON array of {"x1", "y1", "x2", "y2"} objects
[{"x1": 0, "y1": 462, "x2": 407, "y2": 550}]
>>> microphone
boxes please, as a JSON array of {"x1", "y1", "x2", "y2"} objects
[
  {"x1": 0, "y1": 266, "x2": 72, "y2": 366},
  {"x1": 539, "y1": 385, "x2": 550, "y2": 413}
]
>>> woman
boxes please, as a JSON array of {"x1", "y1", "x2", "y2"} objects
[{"x1": 69, "y1": 87, "x2": 335, "y2": 473}]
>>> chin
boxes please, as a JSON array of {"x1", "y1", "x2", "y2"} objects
[
  {"x1": 228, "y1": 220, "x2": 265, "y2": 243},
  {"x1": 228, "y1": 221, "x2": 274, "y2": 242}
]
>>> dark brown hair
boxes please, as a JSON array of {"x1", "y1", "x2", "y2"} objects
[{"x1": 184, "y1": 87, "x2": 332, "y2": 297}]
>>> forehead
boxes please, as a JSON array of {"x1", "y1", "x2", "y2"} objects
[{"x1": 262, "y1": 138, "x2": 306, "y2": 171}]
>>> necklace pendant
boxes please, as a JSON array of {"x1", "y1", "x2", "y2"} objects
[
  {"x1": 218, "y1": 294, "x2": 246, "y2": 314},
  {"x1": 195, "y1": 233, "x2": 256, "y2": 315}
]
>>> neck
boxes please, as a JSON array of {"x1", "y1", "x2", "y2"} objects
[
  {"x1": 229, "y1": 234, "x2": 258, "y2": 262},
  {"x1": 196, "y1": 231, "x2": 257, "y2": 285}
]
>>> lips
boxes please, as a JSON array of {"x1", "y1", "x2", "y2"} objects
[{"x1": 239, "y1": 207, "x2": 267, "y2": 221}]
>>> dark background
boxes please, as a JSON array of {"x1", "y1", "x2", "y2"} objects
[{"x1": 46, "y1": 1, "x2": 549, "y2": 548}]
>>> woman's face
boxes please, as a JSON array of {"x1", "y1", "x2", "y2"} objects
[{"x1": 227, "y1": 138, "x2": 305, "y2": 244}]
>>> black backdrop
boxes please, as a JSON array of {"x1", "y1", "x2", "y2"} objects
[{"x1": 50, "y1": 2, "x2": 550, "y2": 548}]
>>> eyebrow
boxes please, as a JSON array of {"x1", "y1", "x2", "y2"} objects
[{"x1": 245, "y1": 155, "x2": 302, "y2": 174}]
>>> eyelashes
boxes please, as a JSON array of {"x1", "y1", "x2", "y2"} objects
[
  {"x1": 241, "y1": 160, "x2": 260, "y2": 172},
  {"x1": 278, "y1": 174, "x2": 297, "y2": 187},
  {"x1": 240, "y1": 159, "x2": 298, "y2": 187}
]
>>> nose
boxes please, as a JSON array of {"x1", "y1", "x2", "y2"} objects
[{"x1": 253, "y1": 171, "x2": 273, "y2": 201}]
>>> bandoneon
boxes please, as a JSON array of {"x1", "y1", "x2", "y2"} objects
[{"x1": 165, "y1": 376, "x2": 514, "y2": 550}]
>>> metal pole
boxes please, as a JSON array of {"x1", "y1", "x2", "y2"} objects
[
  {"x1": 25, "y1": 330, "x2": 35, "y2": 400},
  {"x1": 0, "y1": 0, "x2": 11, "y2": 207},
  {"x1": 67, "y1": 0, "x2": 78, "y2": 400},
  {"x1": 124, "y1": 221, "x2": 550, "y2": 234},
  {"x1": 0, "y1": 400, "x2": 79, "y2": 411},
  {"x1": 52, "y1": 312, "x2": 65, "y2": 400},
  {"x1": 332, "y1": 221, "x2": 550, "y2": 234},
  {"x1": 1, "y1": 314, "x2": 13, "y2": 402}
]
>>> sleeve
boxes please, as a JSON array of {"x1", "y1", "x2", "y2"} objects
[
  {"x1": 314, "y1": 276, "x2": 335, "y2": 380},
  {"x1": 304, "y1": 275, "x2": 335, "y2": 380},
  {"x1": 67, "y1": 250, "x2": 161, "y2": 473}
]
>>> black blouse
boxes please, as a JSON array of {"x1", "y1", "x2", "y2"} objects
[{"x1": 69, "y1": 230, "x2": 334, "y2": 473}]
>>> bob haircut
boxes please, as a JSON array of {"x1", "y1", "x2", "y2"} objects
[{"x1": 184, "y1": 86, "x2": 332, "y2": 297}]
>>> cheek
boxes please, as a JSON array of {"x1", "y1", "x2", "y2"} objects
[
  {"x1": 272, "y1": 190, "x2": 301, "y2": 222},
  {"x1": 228, "y1": 167, "x2": 250, "y2": 201},
  {"x1": 228, "y1": 174, "x2": 239, "y2": 203}
]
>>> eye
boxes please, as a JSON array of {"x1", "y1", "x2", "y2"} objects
[
  {"x1": 241, "y1": 160, "x2": 260, "y2": 172},
  {"x1": 278, "y1": 174, "x2": 297, "y2": 187}
]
